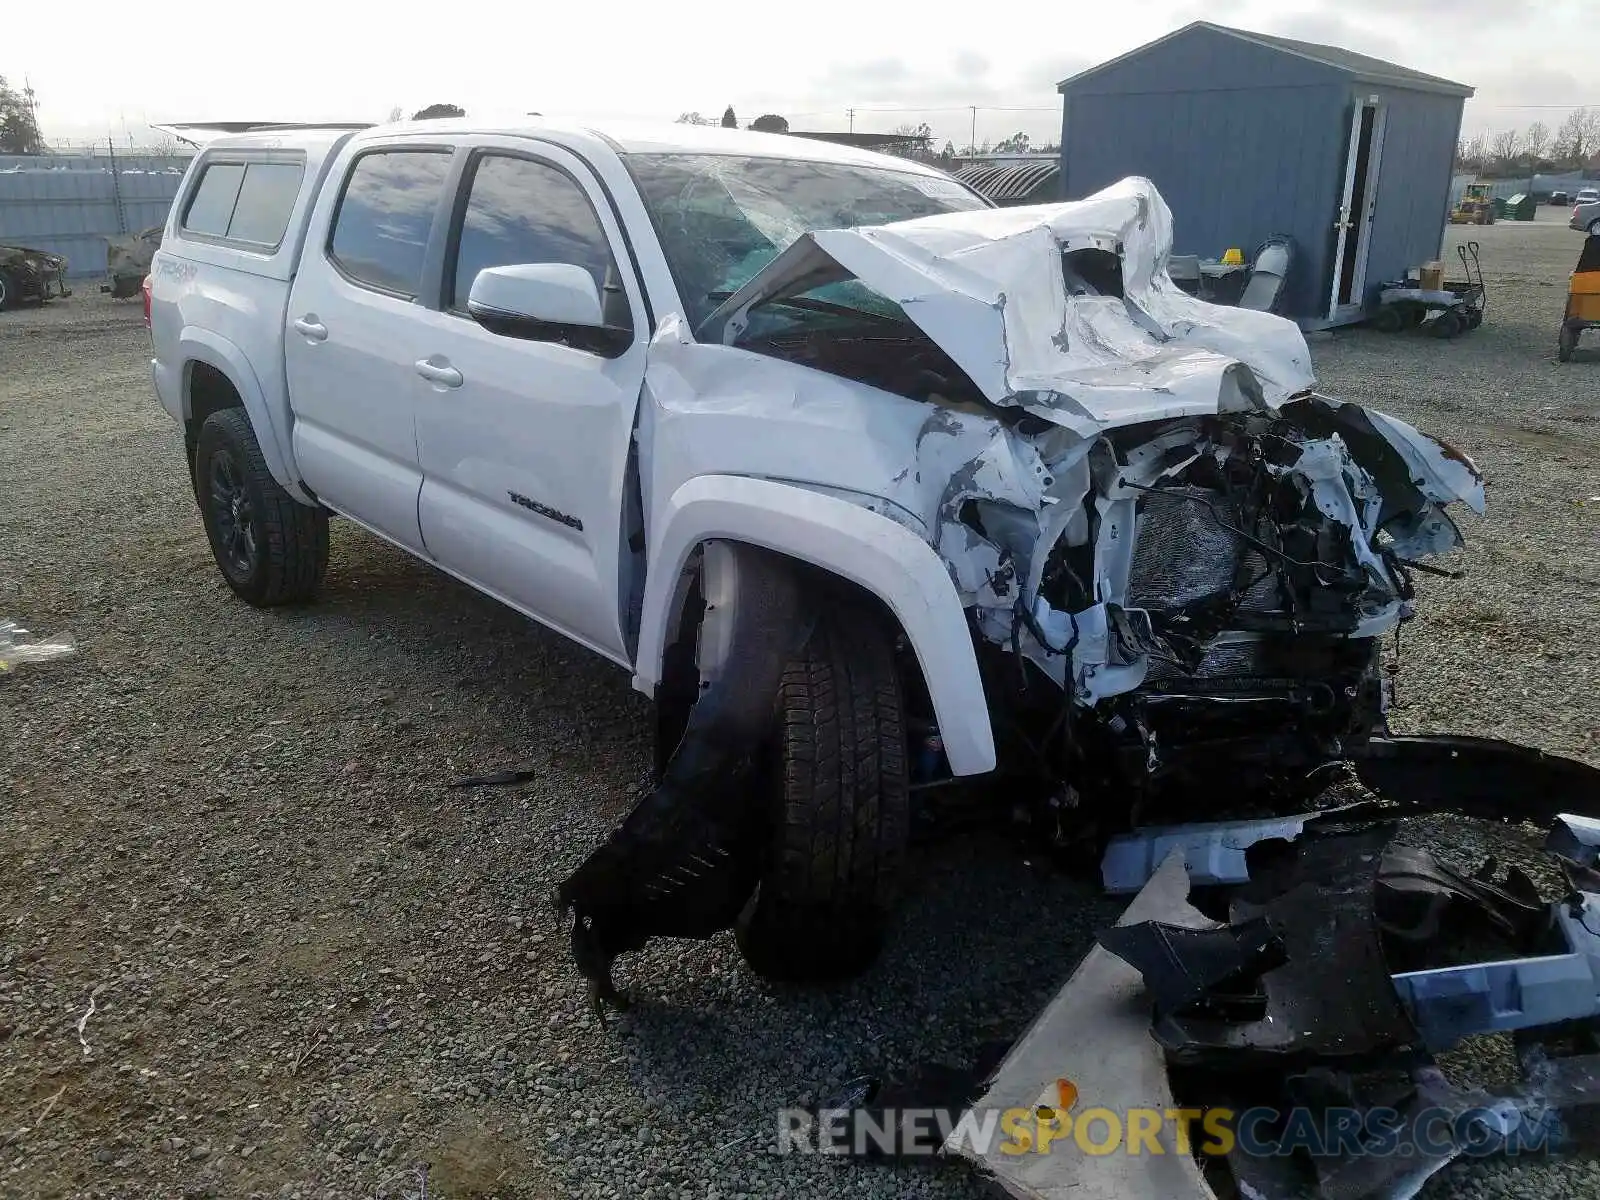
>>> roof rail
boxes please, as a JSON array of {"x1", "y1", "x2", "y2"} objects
[{"x1": 155, "y1": 121, "x2": 375, "y2": 135}]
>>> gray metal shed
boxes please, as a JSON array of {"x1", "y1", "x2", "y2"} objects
[{"x1": 1057, "y1": 22, "x2": 1473, "y2": 326}]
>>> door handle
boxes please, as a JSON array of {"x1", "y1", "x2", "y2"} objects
[
  {"x1": 292, "y1": 316, "x2": 327, "y2": 342},
  {"x1": 415, "y1": 357, "x2": 463, "y2": 388}
]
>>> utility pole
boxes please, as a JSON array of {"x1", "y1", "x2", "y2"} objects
[
  {"x1": 970, "y1": 106, "x2": 977, "y2": 155},
  {"x1": 23, "y1": 76, "x2": 41, "y2": 153},
  {"x1": 848, "y1": 107, "x2": 855, "y2": 133}
]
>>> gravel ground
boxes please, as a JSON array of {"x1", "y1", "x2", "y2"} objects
[{"x1": 1, "y1": 211, "x2": 1597, "y2": 1200}]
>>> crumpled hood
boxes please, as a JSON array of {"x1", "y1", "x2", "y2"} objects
[{"x1": 704, "y1": 176, "x2": 1316, "y2": 437}]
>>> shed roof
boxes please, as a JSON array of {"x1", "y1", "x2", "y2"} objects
[{"x1": 1058, "y1": 21, "x2": 1473, "y2": 98}]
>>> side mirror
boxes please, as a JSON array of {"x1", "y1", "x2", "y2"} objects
[{"x1": 466, "y1": 263, "x2": 631, "y2": 356}]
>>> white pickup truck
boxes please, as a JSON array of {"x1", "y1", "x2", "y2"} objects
[{"x1": 148, "y1": 118, "x2": 1482, "y2": 1002}]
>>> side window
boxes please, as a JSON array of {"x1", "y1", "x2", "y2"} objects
[
  {"x1": 449, "y1": 155, "x2": 625, "y2": 322},
  {"x1": 328, "y1": 150, "x2": 452, "y2": 297},
  {"x1": 226, "y1": 162, "x2": 304, "y2": 246},
  {"x1": 179, "y1": 159, "x2": 305, "y2": 247},
  {"x1": 182, "y1": 163, "x2": 245, "y2": 237}
]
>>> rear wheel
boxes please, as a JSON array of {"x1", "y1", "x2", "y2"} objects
[
  {"x1": 0, "y1": 271, "x2": 14, "y2": 312},
  {"x1": 1430, "y1": 309, "x2": 1464, "y2": 339},
  {"x1": 1559, "y1": 324, "x2": 1578, "y2": 362},
  {"x1": 735, "y1": 602, "x2": 910, "y2": 982},
  {"x1": 1589, "y1": 219, "x2": 1600, "y2": 237},
  {"x1": 194, "y1": 408, "x2": 329, "y2": 606}
]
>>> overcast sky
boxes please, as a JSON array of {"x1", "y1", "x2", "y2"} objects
[{"x1": 7, "y1": 0, "x2": 1595, "y2": 151}]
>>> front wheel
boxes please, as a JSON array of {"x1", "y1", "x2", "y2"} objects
[
  {"x1": 0, "y1": 271, "x2": 15, "y2": 312},
  {"x1": 194, "y1": 408, "x2": 329, "y2": 606},
  {"x1": 1371, "y1": 304, "x2": 1405, "y2": 333},
  {"x1": 735, "y1": 602, "x2": 910, "y2": 982},
  {"x1": 1588, "y1": 219, "x2": 1600, "y2": 237}
]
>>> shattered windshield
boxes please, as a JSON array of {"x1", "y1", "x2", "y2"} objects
[{"x1": 624, "y1": 153, "x2": 987, "y2": 332}]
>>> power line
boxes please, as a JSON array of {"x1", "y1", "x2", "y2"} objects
[{"x1": 763, "y1": 104, "x2": 1061, "y2": 117}]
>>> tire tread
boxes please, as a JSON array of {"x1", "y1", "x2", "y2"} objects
[
  {"x1": 737, "y1": 604, "x2": 909, "y2": 981},
  {"x1": 196, "y1": 408, "x2": 328, "y2": 607}
]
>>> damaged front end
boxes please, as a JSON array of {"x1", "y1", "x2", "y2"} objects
[
  {"x1": 983, "y1": 394, "x2": 1477, "y2": 806},
  {"x1": 0, "y1": 244, "x2": 71, "y2": 306},
  {"x1": 696, "y1": 175, "x2": 1482, "y2": 808},
  {"x1": 559, "y1": 174, "x2": 1483, "y2": 1003}
]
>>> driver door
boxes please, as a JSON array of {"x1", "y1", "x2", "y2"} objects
[{"x1": 411, "y1": 144, "x2": 649, "y2": 664}]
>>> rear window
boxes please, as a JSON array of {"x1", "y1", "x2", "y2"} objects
[
  {"x1": 180, "y1": 159, "x2": 305, "y2": 248},
  {"x1": 327, "y1": 149, "x2": 453, "y2": 297},
  {"x1": 182, "y1": 164, "x2": 245, "y2": 237}
]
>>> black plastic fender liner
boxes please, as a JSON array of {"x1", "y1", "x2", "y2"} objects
[
  {"x1": 1151, "y1": 823, "x2": 1426, "y2": 1068},
  {"x1": 556, "y1": 543, "x2": 812, "y2": 1009},
  {"x1": 1353, "y1": 736, "x2": 1600, "y2": 825}
]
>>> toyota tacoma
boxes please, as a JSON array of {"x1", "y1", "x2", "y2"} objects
[{"x1": 145, "y1": 118, "x2": 1482, "y2": 1002}]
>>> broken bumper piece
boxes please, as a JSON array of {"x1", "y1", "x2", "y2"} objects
[{"x1": 946, "y1": 735, "x2": 1600, "y2": 1200}]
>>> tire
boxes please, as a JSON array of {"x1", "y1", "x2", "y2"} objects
[
  {"x1": 0, "y1": 270, "x2": 14, "y2": 312},
  {"x1": 1589, "y1": 219, "x2": 1600, "y2": 237},
  {"x1": 1371, "y1": 305, "x2": 1405, "y2": 333},
  {"x1": 735, "y1": 602, "x2": 910, "y2": 982},
  {"x1": 1430, "y1": 309, "x2": 1463, "y2": 339},
  {"x1": 1559, "y1": 324, "x2": 1578, "y2": 363},
  {"x1": 194, "y1": 408, "x2": 328, "y2": 606}
]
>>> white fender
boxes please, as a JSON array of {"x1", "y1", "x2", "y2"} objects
[
  {"x1": 177, "y1": 328, "x2": 314, "y2": 505},
  {"x1": 634, "y1": 474, "x2": 997, "y2": 776}
]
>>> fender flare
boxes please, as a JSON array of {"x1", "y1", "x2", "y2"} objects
[
  {"x1": 634, "y1": 474, "x2": 997, "y2": 776},
  {"x1": 178, "y1": 328, "x2": 312, "y2": 504}
]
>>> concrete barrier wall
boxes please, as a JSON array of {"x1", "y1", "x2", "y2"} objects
[{"x1": 0, "y1": 154, "x2": 191, "y2": 277}]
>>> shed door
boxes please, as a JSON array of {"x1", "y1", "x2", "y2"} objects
[{"x1": 1328, "y1": 102, "x2": 1384, "y2": 317}]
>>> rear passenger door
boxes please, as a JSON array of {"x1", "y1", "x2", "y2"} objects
[
  {"x1": 411, "y1": 144, "x2": 650, "y2": 663},
  {"x1": 286, "y1": 144, "x2": 454, "y2": 555}
]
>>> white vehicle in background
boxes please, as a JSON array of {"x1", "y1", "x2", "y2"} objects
[
  {"x1": 1572, "y1": 189, "x2": 1600, "y2": 234},
  {"x1": 145, "y1": 118, "x2": 1481, "y2": 1000}
]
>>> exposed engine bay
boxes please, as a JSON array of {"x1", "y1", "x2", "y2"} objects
[{"x1": 954, "y1": 397, "x2": 1470, "y2": 807}]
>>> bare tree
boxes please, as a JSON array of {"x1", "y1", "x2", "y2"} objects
[
  {"x1": 1556, "y1": 109, "x2": 1587, "y2": 166},
  {"x1": 1585, "y1": 109, "x2": 1600, "y2": 164},
  {"x1": 386, "y1": 106, "x2": 404, "y2": 123},
  {"x1": 1457, "y1": 132, "x2": 1489, "y2": 171},
  {"x1": 1490, "y1": 128, "x2": 1521, "y2": 172},
  {"x1": 882, "y1": 122, "x2": 933, "y2": 161},
  {"x1": 676, "y1": 111, "x2": 713, "y2": 125},
  {"x1": 1524, "y1": 120, "x2": 1550, "y2": 162}
]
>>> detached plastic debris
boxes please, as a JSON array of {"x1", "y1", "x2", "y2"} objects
[{"x1": 0, "y1": 619, "x2": 76, "y2": 673}]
